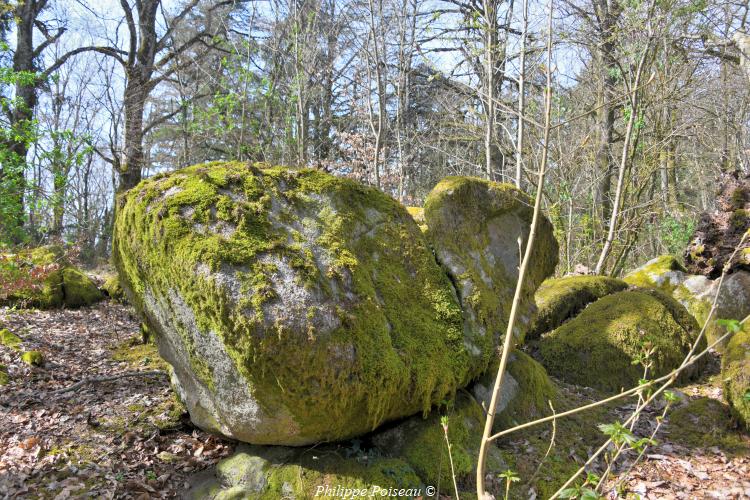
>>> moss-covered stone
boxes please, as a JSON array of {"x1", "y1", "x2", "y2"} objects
[
  {"x1": 406, "y1": 206, "x2": 427, "y2": 233},
  {"x1": 21, "y1": 350, "x2": 44, "y2": 366},
  {"x1": 61, "y1": 268, "x2": 104, "y2": 307},
  {"x1": 473, "y1": 351, "x2": 556, "y2": 431},
  {"x1": 528, "y1": 276, "x2": 629, "y2": 339},
  {"x1": 114, "y1": 162, "x2": 511, "y2": 445},
  {"x1": 102, "y1": 274, "x2": 125, "y2": 301},
  {"x1": 537, "y1": 289, "x2": 705, "y2": 393},
  {"x1": 0, "y1": 245, "x2": 103, "y2": 309},
  {"x1": 625, "y1": 256, "x2": 750, "y2": 349},
  {"x1": 722, "y1": 323, "x2": 750, "y2": 429},
  {"x1": 188, "y1": 392, "x2": 505, "y2": 499},
  {"x1": 423, "y1": 176, "x2": 558, "y2": 346},
  {"x1": 0, "y1": 328, "x2": 22, "y2": 350},
  {"x1": 0, "y1": 363, "x2": 9, "y2": 385},
  {"x1": 623, "y1": 255, "x2": 687, "y2": 292}
]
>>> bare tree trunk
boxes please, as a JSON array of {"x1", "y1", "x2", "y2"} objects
[{"x1": 515, "y1": 0, "x2": 529, "y2": 189}]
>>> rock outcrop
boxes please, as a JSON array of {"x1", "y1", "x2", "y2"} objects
[
  {"x1": 684, "y1": 171, "x2": 749, "y2": 278},
  {"x1": 114, "y1": 162, "x2": 558, "y2": 445}
]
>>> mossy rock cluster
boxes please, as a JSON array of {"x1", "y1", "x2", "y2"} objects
[
  {"x1": 536, "y1": 288, "x2": 705, "y2": 393},
  {"x1": 188, "y1": 393, "x2": 505, "y2": 499},
  {"x1": 113, "y1": 162, "x2": 558, "y2": 445},
  {"x1": 624, "y1": 255, "x2": 750, "y2": 348},
  {"x1": 101, "y1": 274, "x2": 125, "y2": 302},
  {"x1": 0, "y1": 245, "x2": 103, "y2": 309},
  {"x1": 722, "y1": 322, "x2": 750, "y2": 429},
  {"x1": 528, "y1": 275, "x2": 629, "y2": 339}
]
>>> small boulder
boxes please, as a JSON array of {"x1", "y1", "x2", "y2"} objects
[
  {"x1": 722, "y1": 322, "x2": 750, "y2": 429},
  {"x1": 423, "y1": 176, "x2": 558, "y2": 346},
  {"x1": 102, "y1": 274, "x2": 125, "y2": 302},
  {"x1": 528, "y1": 275, "x2": 629, "y2": 339},
  {"x1": 537, "y1": 289, "x2": 705, "y2": 393}
]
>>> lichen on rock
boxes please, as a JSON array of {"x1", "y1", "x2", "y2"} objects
[
  {"x1": 537, "y1": 289, "x2": 705, "y2": 393},
  {"x1": 528, "y1": 275, "x2": 629, "y2": 339},
  {"x1": 423, "y1": 176, "x2": 559, "y2": 347},
  {"x1": 115, "y1": 162, "x2": 531, "y2": 445}
]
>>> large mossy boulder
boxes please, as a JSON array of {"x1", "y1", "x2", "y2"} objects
[
  {"x1": 0, "y1": 245, "x2": 103, "y2": 309},
  {"x1": 188, "y1": 393, "x2": 505, "y2": 499},
  {"x1": 624, "y1": 255, "x2": 750, "y2": 348},
  {"x1": 537, "y1": 289, "x2": 705, "y2": 393},
  {"x1": 722, "y1": 323, "x2": 750, "y2": 429},
  {"x1": 423, "y1": 177, "x2": 558, "y2": 345},
  {"x1": 528, "y1": 275, "x2": 629, "y2": 339},
  {"x1": 114, "y1": 163, "x2": 557, "y2": 445}
]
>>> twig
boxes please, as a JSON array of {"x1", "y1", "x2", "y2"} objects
[{"x1": 51, "y1": 370, "x2": 166, "y2": 396}]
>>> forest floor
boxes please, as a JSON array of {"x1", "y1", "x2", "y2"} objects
[{"x1": 1, "y1": 298, "x2": 749, "y2": 499}]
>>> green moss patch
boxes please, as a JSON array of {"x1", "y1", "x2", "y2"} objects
[
  {"x1": 538, "y1": 289, "x2": 705, "y2": 393},
  {"x1": 102, "y1": 274, "x2": 125, "y2": 301},
  {"x1": 0, "y1": 363, "x2": 9, "y2": 385},
  {"x1": 529, "y1": 275, "x2": 629, "y2": 339},
  {"x1": 0, "y1": 328, "x2": 22, "y2": 350},
  {"x1": 21, "y1": 350, "x2": 44, "y2": 366},
  {"x1": 112, "y1": 335, "x2": 169, "y2": 372},
  {"x1": 722, "y1": 323, "x2": 750, "y2": 429}
]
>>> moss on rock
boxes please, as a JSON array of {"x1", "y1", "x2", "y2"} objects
[
  {"x1": 722, "y1": 323, "x2": 750, "y2": 429},
  {"x1": 528, "y1": 275, "x2": 629, "y2": 339},
  {"x1": 623, "y1": 255, "x2": 687, "y2": 292},
  {"x1": 406, "y1": 206, "x2": 426, "y2": 231},
  {"x1": 0, "y1": 328, "x2": 22, "y2": 350},
  {"x1": 473, "y1": 351, "x2": 556, "y2": 431},
  {"x1": 188, "y1": 392, "x2": 504, "y2": 499},
  {"x1": 0, "y1": 245, "x2": 103, "y2": 309},
  {"x1": 114, "y1": 162, "x2": 495, "y2": 445},
  {"x1": 102, "y1": 274, "x2": 125, "y2": 301},
  {"x1": 21, "y1": 350, "x2": 44, "y2": 366},
  {"x1": 538, "y1": 289, "x2": 705, "y2": 393},
  {"x1": 61, "y1": 268, "x2": 104, "y2": 307},
  {"x1": 423, "y1": 176, "x2": 558, "y2": 347},
  {"x1": 0, "y1": 364, "x2": 9, "y2": 385}
]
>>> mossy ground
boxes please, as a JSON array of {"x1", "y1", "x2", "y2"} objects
[
  {"x1": 114, "y1": 162, "x2": 482, "y2": 444},
  {"x1": 112, "y1": 334, "x2": 169, "y2": 372},
  {"x1": 529, "y1": 275, "x2": 629, "y2": 339},
  {"x1": 666, "y1": 397, "x2": 750, "y2": 454},
  {"x1": 538, "y1": 289, "x2": 704, "y2": 393}
]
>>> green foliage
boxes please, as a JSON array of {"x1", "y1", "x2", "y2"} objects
[{"x1": 659, "y1": 215, "x2": 696, "y2": 254}]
